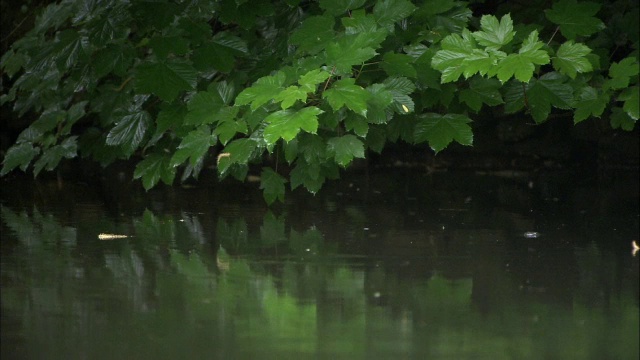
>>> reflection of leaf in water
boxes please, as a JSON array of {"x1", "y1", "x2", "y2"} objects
[
  {"x1": 216, "y1": 217, "x2": 248, "y2": 252},
  {"x1": 133, "y1": 208, "x2": 176, "y2": 243},
  {"x1": 1, "y1": 205, "x2": 76, "y2": 248},
  {"x1": 259, "y1": 211, "x2": 287, "y2": 248},
  {"x1": 289, "y1": 227, "x2": 325, "y2": 256}
]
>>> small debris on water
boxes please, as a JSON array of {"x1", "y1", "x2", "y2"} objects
[
  {"x1": 523, "y1": 232, "x2": 541, "y2": 239},
  {"x1": 98, "y1": 233, "x2": 129, "y2": 240}
]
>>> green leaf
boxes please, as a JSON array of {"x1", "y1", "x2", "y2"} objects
[
  {"x1": 431, "y1": 30, "x2": 476, "y2": 83},
  {"x1": 381, "y1": 52, "x2": 417, "y2": 78},
  {"x1": 459, "y1": 77, "x2": 504, "y2": 112},
  {"x1": 1, "y1": 143, "x2": 40, "y2": 176},
  {"x1": 235, "y1": 71, "x2": 286, "y2": 110},
  {"x1": 135, "y1": 60, "x2": 197, "y2": 102},
  {"x1": 526, "y1": 73, "x2": 574, "y2": 123},
  {"x1": 33, "y1": 137, "x2": 78, "y2": 177},
  {"x1": 274, "y1": 86, "x2": 308, "y2": 109},
  {"x1": 545, "y1": 0, "x2": 604, "y2": 40},
  {"x1": 134, "y1": 153, "x2": 176, "y2": 190},
  {"x1": 373, "y1": 0, "x2": 417, "y2": 30},
  {"x1": 290, "y1": 15, "x2": 335, "y2": 54},
  {"x1": 319, "y1": 0, "x2": 366, "y2": 16},
  {"x1": 290, "y1": 158, "x2": 325, "y2": 193},
  {"x1": 383, "y1": 76, "x2": 415, "y2": 113},
  {"x1": 552, "y1": 41, "x2": 593, "y2": 79},
  {"x1": 323, "y1": 78, "x2": 371, "y2": 117},
  {"x1": 215, "y1": 117, "x2": 246, "y2": 145},
  {"x1": 610, "y1": 107, "x2": 636, "y2": 131},
  {"x1": 495, "y1": 30, "x2": 549, "y2": 83},
  {"x1": 217, "y1": 138, "x2": 259, "y2": 175},
  {"x1": 604, "y1": 57, "x2": 639, "y2": 90},
  {"x1": 366, "y1": 84, "x2": 394, "y2": 123},
  {"x1": 192, "y1": 42, "x2": 235, "y2": 73},
  {"x1": 326, "y1": 33, "x2": 380, "y2": 73},
  {"x1": 414, "y1": 113, "x2": 473, "y2": 153},
  {"x1": 619, "y1": 86, "x2": 639, "y2": 120},
  {"x1": 298, "y1": 69, "x2": 332, "y2": 93},
  {"x1": 263, "y1": 107, "x2": 323, "y2": 145},
  {"x1": 472, "y1": 14, "x2": 514, "y2": 49},
  {"x1": 574, "y1": 86, "x2": 609, "y2": 123},
  {"x1": 170, "y1": 126, "x2": 217, "y2": 167},
  {"x1": 260, "y1": 167, "x2": 287, "y2": 204},
  {"x1": 327, "y1": 134, "x2": 365, "y2": 167},
  {"x1": 106, "y1": 111, "x2": 151, "y2": 154},
  {"x1": 344, "y1": 113, "x2": 369, "y2": 137},
  {"x1": 184, "y1": 91, "x2": 225, "y2": 125}
]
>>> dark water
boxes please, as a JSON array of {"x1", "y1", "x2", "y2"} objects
[{"x1": 1, "y1": 168, "x2": 638, "y2": 359}]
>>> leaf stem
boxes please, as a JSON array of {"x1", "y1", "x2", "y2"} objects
[{"x1": 546, "y1": 26, "x2": 559, "y2": 46}]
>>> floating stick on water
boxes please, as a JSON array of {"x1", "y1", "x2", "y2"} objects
[{"x1": 98, "y1": 233, "x2": 129, "y2": 240}]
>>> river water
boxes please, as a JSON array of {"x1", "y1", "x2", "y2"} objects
[{"x1": 1, "y1": 167, "x2": 638, "y2": 359}]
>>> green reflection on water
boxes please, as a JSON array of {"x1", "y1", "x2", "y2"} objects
[{"x1": 1, "y1": 184, "x2": 638, "y2": 359}]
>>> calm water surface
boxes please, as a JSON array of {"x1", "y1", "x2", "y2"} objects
[{"x1": 1, "y1": 169, "x2": 638, "y2": 359}]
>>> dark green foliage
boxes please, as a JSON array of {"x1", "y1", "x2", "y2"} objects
[{"x1": 1, "y1": 0, "x2": 638, "y2": 203}]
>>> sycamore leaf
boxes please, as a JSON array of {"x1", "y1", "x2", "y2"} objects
[
  {"x1": 135, "y1": 60, "x2": 197, "y2": 102},
  {"x1": 298, "y1": 69, "x2": 331, "y2": 93},
  {"x1": 431, "y1": 29, "x2": 476, "y2": 83},
  {"x1": 215, "y1": 117, "x2": 247, "y2": 145},
  {"x1": 260, "y1": 167, "x2": 287, "y2": 204},
  {"x1": 574, "y1": 86, "x2": 609, "y2": 123},
  {"x1": 459, "y1": 76, "x2": 504, "y2": 112},
  {"x1": 327, "y1": 134, "x2": 365, "y2": 167},
  {"x1": 414, "y1": 113, "x2": 473, "y2": 153},
  {"x1": 472, "y1": 14, "x2": 514, "y2": 49},
  {"x1": 134, "y1": 153, "x2": 176, "y2": 190},
  {"x1": 1, "y1": 143, "x2": 40, "y2": 176},
  {"x1": 184, "y1": 91, "x2": 225, "y2": 125},
  {"x1": 545, "y1": 0, "x2": 604, "y2": 40},
  {"x1": 263, "y1": 107, "x2": 323, "y2": 144},
  {"x1": 235, "y1": 71, "x2": 286, "y2": 110},
  {"x1": 106, "y1": 110, "x2": 151, "y2": 155},
  {"x1": 290, "y1": 158, "x2": 325, "y2": 193},
  {"x1": 495, "y1": 30, "x2": 549, "y2": 83},
  {"x1": 326, "y1": 32, "x2": 381, "y2": 73},
  {"x1": 149, "y1": 35, "x2": 189, "y2": 58},
  {"x1": 33, "y1": 137, "x2": 78, "y2": 177},
  {"x1": 383, "y1": 76, "x2": 415, "y2": 113},
  {"x1": 373, "y1": 0, "x2": 417, "y2": 30},
  {"x1": 366, "y1": 84, "x2": 394, "y2": 123},
  {"x1": 93, "y1": 43, "x2": 135, "y2": 78},
  {"x1": 217, "y1": 138, "x2": 258, "y2": 175},
  {"x1": 604, "y1": 57, "x2": 639, "y2": 91},
  {"x1": 552, "y1": 41, "x2": 593, "y2": 79},
  {"x1": 344, "y1": 113, "x2": 369, "y2": 137},
  {"x1": 526, "y1": 73, "x2": 574, "y2": 123},
  {"x1": 192, "y1": 42, "x2": 234, "y2": 72},
  {"x1": 381, "y1": 52, "x2": 417, "y2": 78},
  {"x1": 170, "y1": 126, "x2": 217, "y2": 167},
  {"x1": 619, "y1": 86, "x2": 639, "y2": 120},
  {"x1": 610, "y1": 107, "x2": 636, "y2": 131},
  {"x1": 290, "y1": 15, "x2": 335, "y2": 54},
  {"x1": 274, "y1": 86, "x2": 308, "y2": 109},
  {"x1": 323, "y1": 78, "x2": 371, "y2": 117}
]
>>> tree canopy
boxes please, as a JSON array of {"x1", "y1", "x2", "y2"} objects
[{"x1": 1, "y1": 0, "x2": 638, "y2": 203}]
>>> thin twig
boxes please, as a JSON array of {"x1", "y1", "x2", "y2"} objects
[{"x1": 546, "y1": 26, "x2": 559, "y2": 46}]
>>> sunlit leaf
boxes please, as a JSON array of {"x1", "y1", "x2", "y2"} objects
[
  {"x1": 263, "y1": 107, "x2": 323, "y2": 144},
  {"x1": 552, "y1": 41, "x2": 593, "y2": 79},
  {"x1": 235, "y1": 71, "x2": 286, "y2": 110},
  {"x1": 323, "y1": 78, "x2": 371, "y2": 117},
  {"x1": 472, "y1": 14, "x2": 514, "y2": 49},
  {"x1": 373, "y1": 0, "x2": 417, "y2": 30},
  {"x1": 495, "y1": 30, "x2": 549, "y2": 83}
]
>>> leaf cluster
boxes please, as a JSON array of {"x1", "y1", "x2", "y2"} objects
[{"x1": 1, "y1": 0, "x2": 638, "y2": 203}]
